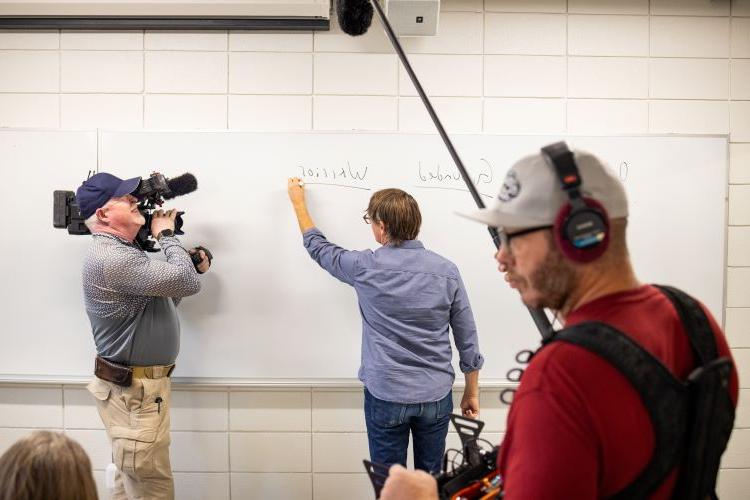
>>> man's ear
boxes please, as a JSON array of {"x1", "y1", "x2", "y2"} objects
[
  {"x1": 94, "y1": 207, "x2": 108, "y2": 225},
  {"x1": 377, "y1": 220, "x2": 389, "y2": 241}
]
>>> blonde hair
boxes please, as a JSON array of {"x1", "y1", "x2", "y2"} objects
[
  {"x1": 0, "y1": 431, "x2": 98, "y2": 500},
  {"x1": 367, "y1": 188, "x2": 422, "y2": 246}
]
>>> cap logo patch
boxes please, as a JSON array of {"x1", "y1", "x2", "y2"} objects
[{"x1": 498, "y1": 170, "x2": 520, "y2": 202}]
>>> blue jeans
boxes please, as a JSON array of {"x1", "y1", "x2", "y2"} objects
[{"x1": 364, "y1": 388, "x2": 453, "y2": 474}]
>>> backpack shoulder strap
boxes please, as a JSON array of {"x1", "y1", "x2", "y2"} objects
[
  {"x1": 551, "y1": 322, "x2": 688, "y2": 499},
  {"x1": 652, "y1": 285, "x2": 718, "y2": 364},
  {"x1": 653, "y1": 285, "x2": 735, "y2": 500}
]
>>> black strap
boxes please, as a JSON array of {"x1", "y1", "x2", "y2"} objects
[
  {"x1": 363, "y1": 459, "x2": 389, "y2": 499},
  {"x1": 547, "y1": 285, "x2": 725, "y2": 498},
  {"x1": 542, "y1": 142, "x2": 582, "y2": 191},
  {"x1": 541, "y1": 141, "x2": 587, "y2": 208},
  {"x1": 551, "y1": 322, "x2": 688, "y2": 499},
  {"x1": 655, "y1": 287, "x2": 734, "y2": 500},
  {"x1": 653, "y1": 285, "x2": 718, "y2": 365}
]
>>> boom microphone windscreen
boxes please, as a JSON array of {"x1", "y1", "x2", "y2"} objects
[
  {"x1": 163, "y1": 173, "x2": 198, "y2": 199},
  {"x1": 337, "y1": 0, "x2": 374, "y2": 36}
]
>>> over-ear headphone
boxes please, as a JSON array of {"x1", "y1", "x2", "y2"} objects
[{"x1": 541, "y1": 142, "x2": 610, "y2": 263}]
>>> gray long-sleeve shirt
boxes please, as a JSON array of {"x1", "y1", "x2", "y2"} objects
[
  {"x1": 303, "y1": 228, "x2": 484, "y2": 403},
  {"x1": 82, "y1": 232, "x2": 201, "y2": 366}
]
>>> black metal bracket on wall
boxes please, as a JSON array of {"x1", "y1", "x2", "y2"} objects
[{"x1": 0, "y1": 17, "x2": 329, "y2": 30}]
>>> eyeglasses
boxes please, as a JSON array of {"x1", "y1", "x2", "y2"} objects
[
  {"x1": 363, "y1": 213, "x2": 371, "y2": 224},
  {"x1": 499, "y1": 225, "x2": 553, "y2": 251}
]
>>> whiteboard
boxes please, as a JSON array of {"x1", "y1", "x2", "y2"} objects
[{"x1": 0, "y1": 131, "x2": 728, "y2": 382}]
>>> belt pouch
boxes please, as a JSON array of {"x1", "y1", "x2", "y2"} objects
[{"x1": 95, "y1": 356, "x2": 133, "y2": 387}]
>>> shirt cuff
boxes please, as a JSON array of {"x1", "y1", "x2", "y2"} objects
[
  {"x1": 158, "y1": 235, "x2": 181, "y2": 248},
  {"x1": 459, "y1": 353, "x2": 485, "y2": 373},
  {"x1": 302, "y1": 227, "x2": 323, "y2": 245}
]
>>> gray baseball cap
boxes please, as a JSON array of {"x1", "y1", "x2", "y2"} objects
[{"x1": 460, "y1": 149, "x2": 628, "y2": 229}]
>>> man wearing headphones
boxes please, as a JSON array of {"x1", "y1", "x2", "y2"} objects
[{"x1": 379, "y1": 146, "x2": 738, "y2": 499}]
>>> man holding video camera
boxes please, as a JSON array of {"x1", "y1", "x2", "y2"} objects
[{"x1": 77, "y1": 172, "x2": 210, "y2": 500}]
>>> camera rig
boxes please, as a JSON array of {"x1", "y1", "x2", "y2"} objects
[
  {"x1": 53, "y1": 172, "x2": 211, "y2": 268},
  {"x1": 363, "y1": 414, "x2": 502, "y2": 499}
]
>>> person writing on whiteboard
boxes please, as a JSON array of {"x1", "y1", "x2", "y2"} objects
[
  {"x1": 76, "y1": 172, "x2": 211, "y2": 500},
  {"x1": 378, "y1": 146, "x2": 738, "y2": 499},
  {"x1": 287, "y1": 178, "x2": 484, "y2": 474}
]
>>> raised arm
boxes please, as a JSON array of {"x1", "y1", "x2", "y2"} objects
[
  {"x1": 287, "y1": 177, "x2": 358, "y2": 285},
  {"x1": 101, "y1": 208, "x2": 201, "y2": 298},
  {"x1": 288, "y1": 177, "x2": 315, "y2": 233},
  {"x1": 103, "y1": 239, "x2": 200, "y2": 298}
]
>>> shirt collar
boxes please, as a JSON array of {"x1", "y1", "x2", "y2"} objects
[
  {"x1": 93, "y1": 231, "x2": 137, "y2": 247},
  {"x1": 385, "y1": 239, "x2": 424, "y2": 250}
]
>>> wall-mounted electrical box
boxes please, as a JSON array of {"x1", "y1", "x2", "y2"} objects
[{"x1": 386, "y1": 0, "x2": 440, "y2": 36}]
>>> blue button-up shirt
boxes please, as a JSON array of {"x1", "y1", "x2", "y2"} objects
[{"x1": 303, "y1": 228, "x2": 484, "y2": 403}]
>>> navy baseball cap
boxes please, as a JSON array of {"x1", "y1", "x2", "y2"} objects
[{"x1": 76, "y1": 172, "x2": 142, "y2": 219}]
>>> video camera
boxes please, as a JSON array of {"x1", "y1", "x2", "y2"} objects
[
  {"x1": 363, "y1": 414, "x2": 502, "y2": 499},
  {"x1": 54, "y1": 172, "x2": 211, "y2": 267}
]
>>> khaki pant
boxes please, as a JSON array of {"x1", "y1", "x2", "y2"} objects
[{"x1": 87, "y1": 376, "x2": 174, "y2": 500}]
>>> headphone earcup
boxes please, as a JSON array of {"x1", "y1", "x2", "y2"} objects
[{"x1": 553, "y1": 197, "x2": 610, "y2": 263}]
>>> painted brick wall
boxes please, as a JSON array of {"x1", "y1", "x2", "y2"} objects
[{"x1": 0, "y1": 0, "x2": 748, "y2": 498}]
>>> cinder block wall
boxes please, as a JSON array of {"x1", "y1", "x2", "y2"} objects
[{"x1": 0, "y1": 0, "x2": 748, "y2": 498}]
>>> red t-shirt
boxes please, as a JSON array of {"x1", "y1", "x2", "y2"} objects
[{"x1": 497, "y1": 285, "x2": 738, "y2": 499}]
